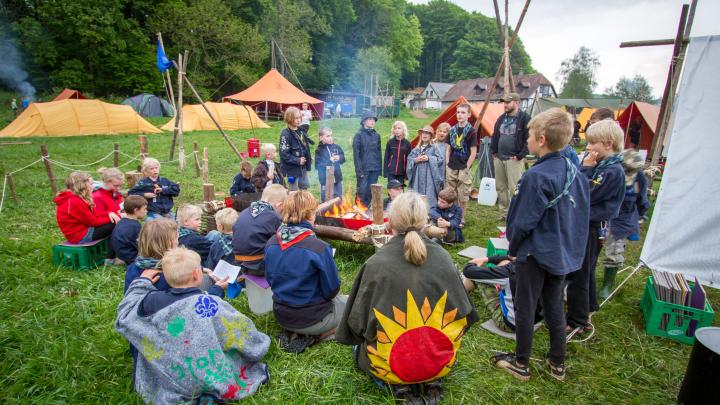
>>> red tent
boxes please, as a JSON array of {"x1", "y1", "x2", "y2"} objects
[
  {"x1": 616, "y1": 101, "x2": 660, "y2": 151},
  {"x1": 223, "y1": 69, "x2": 324, "y2": 120},
  {"x1": 53, "y1": 88, "x2": 87, "y2": 101}
]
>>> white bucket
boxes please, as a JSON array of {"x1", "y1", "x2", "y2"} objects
[
  {"x1": 245, "y1": 278, "x2": 274, "y2": 315},
  {"x1": 477, "y1": 177, "x2": 498, "y2": 206}
]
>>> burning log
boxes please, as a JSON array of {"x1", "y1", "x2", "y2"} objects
[
  {"x1": 316, "y1": 197, "x2": 342, "y2": 216},
  {"x1": 315, "y1": 224, "x2": 372, "y2": 245}
]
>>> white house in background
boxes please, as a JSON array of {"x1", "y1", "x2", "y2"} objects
[{"x1": 412, "y1": 82, "x2": 455, "y2": 110}]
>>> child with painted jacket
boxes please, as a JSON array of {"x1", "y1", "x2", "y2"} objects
[
  {"x1": 314, "y1": 127, "x2": 345, "y2": 201},
  {"x1": 383, "y1": 121, "x2": 412, "y2": 185},
  {"x1": 566, "y1": 120, "x2": 626, "y2": 332},
  {"x1": 128, "y1": 158, "x2": 180, "y2": 220},
  {"x1": 116, "y1": 247, "x2": 269, "y2": 404}
]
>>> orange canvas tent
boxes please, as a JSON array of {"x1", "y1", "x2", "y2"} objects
[
  {"x1": 617, "y1": 101, "x2": 659, "y2": 151},
  {"x1": 160, "y1": 103, "x2": 269, "y2": 132},
  {"x1": 0, "y1": 99, "x2": 161, "y2": 137},
  {"x1": 411, "y1": 96, "x2": 504, "y2": 147},
  {"x1": 223, "y1": 69, "x2": 324, "y2": 119},
  {"x1": 53, "y1": 88, "x2": 87, "y2": 101}
]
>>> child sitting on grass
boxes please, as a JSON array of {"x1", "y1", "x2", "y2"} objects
[
  {"x1": 129, "y1": 157, "x2": 180, "y2": 221},
  {"x1": 177, "y1": 204, "x2": 221, "y2": 263},
  {"x1": 116, "y1": 247, "x2": 269, "y2": 403},
  {"x1": 230, "y1": 161, "x2": 256, "y2": 196},
  {"x1": 205, "y1": 208, "x2": 239, "y2": 270},
  {"x1": 111, "y1": 195, "x2": 147, "y2": 265},
  {"x1": 124, "y1": 218, "x2": 178, "y2": 293},
  {"x1": 429, "y1": 188, "x2": 464, "y2": 244},
  {"x1": 55, "y1": 171, "x2": 119, "y2": 244}
]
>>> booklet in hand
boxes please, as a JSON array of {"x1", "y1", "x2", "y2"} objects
[{"x1": 213, "y1": 260, "x2": 241, "y2": 283}]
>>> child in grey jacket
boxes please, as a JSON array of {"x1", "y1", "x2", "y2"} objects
[{"x1": 116, "y1": 247, "x2": 270, "y2": 403}]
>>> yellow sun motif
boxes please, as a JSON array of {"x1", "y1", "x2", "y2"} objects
[{"x1": 368, "y1": 290, "x2": 468, "y2": 384}]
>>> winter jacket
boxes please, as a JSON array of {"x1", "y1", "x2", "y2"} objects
[
  {"x1": 128, "y1": 177, "x2": 180, "y2": 215},
  {"x1": 257, "y1": 160, "x2": 286, "y2": 187},
  {"x1": 232, "y1": 201, "x2": 282, "y2": 273},
  {"x1": 383, "y1": 138, "x2": 412, "y2": 177},
  {"x1": 92, "y1": 187, "x2": 123, "y2": 218},
  {"x1": 229, "y1": 174, "x2": 255, "y2": 196},
  {"x1": 609, "y1": 172, "x2": 651, "y2": 240},
  {"x1": 315, "y1": 142, "x2": 346, "y2": 184},
  {"x1": 54, "y1": 191, "x2": 111, "y2": 243},
  {"x1": 490, "y1": 111, "x2": 531, "y2": 159},
  {"x1": 353, "y1": 127, "x2": 382, "y2": 176},
  {"x1": 279, "y1": 127, "x2": 312, "y2": 177}
]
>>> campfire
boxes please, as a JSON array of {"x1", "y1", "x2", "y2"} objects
[{"x1": 323, "y1": 194, "x2": 371, "y2": 220}]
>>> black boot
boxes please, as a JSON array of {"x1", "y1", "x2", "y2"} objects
[{"x1": 598, "y1": 267, "x2": 618, "y2": 300}]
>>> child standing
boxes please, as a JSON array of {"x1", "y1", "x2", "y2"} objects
[
  {"x1": 300, "y1": 102, "x2": 313, "y2": 134},
  {"x1": 407, "y1": 125, "x2": 444, "y2": 208},
  {"x1": 116, "y1": 247, "x2": 269, "y2": 403},
  {"x1": 205, "y1": 208, "x2": 239, "y2": 270},
  {"x1": 383, "y1": 121, "x2": 412, "y2": 186},
  {"x1": 55, "y1": 171, "x2": 119, "y2": 244},
  {"x1": 445, "y1": 104, "x2": 477, "y2": 227},
  {"x1": 128, "y1": 158, "x2": 180, "y2": 220},
  {"x1": 566, "y1": 120, "x2": 626, "y2": 333},
  {"x1": 493, "y1": 108, "x2": 589, "y2": 382},
  {"x1": 433, "y1": 122, "x2": 451, "y2": 175},
  {"x1": 111, "y1": 195, "x2": 147, "y2": 265},
  {"x1": 429, "y1": 188, "x2": 465, "y2": 244},
  {"x1": 279, "y1": 107, "x2": 312, "y2": 190},
  {"x1": 353, "y1": 111, "x2": 382, "y2": 206},
  {"x1": 230, "y1": 161, "x2": 256, "y2": 196},
  {"x1": 177, "y1": 204, "x2": 221, "y2": 263},
  {"x1": 315, "y1": 127, "x2": 345, "y2": 201}
]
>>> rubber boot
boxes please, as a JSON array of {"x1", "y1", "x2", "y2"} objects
[{"x1": 598, "y1": 267, "x2": 618, "y2": 299}]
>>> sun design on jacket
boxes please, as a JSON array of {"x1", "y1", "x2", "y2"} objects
[{"x1": 368, "y1": 290, "x2": 468, "y2": 384}]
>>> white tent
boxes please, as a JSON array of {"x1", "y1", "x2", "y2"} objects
[{"x1": 640, "y1": 36, "x2": 720, "y2": 288}]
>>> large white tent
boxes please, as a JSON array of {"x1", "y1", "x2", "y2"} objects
[{"x1": 640, "y1": 35, "x2": 720, "y2": 288}]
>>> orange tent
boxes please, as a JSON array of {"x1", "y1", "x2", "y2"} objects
[
  {"x1": 411, "y1": 96, "x2": 505, "y2": 147},
  {"x1": 160, "y1": 103, "x2": 269, "y2": 132},
  {"x1": 617, "y1": 101, "x2": 660, "y2": 151},
  {"x1": 53, "y1": 88, "x2": 87, "y2": 101},
  {"x1": 223, "y1": 69, "x2": 324, "y2": 119}
]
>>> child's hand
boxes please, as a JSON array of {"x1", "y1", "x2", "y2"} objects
[
  {"x1": 300, "y1": 157, "x2": 307, "y2": 165},
  {"x1": 437, "y1": 218, "x2": 450, "y2": 228},
  {"x1": 141, "y1": 269, "x2": 162, "y2": 283},
  {"x1": 582, "y1": 151, "x2": 598, "y2": 167},
  {"x1": 470, "y1": 257, "x2": 489, "y2": 266},
  {"x1": 153, "y1": 184, "x2": 163, "y2": 193},
  {"x1": 214, "y1": 276, "x2": 230, "y2": 290},
  {"x1": 144, "y1": 192, "x2": 157, "y2": 199}
]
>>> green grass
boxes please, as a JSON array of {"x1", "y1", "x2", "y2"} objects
[{"x1": 0, "y1": 107, "x2": 717, "y2": 404}]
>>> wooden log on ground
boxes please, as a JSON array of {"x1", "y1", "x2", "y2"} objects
[
  {"x1": 125, "y1": 171, "x2": 143, "y2": 189},
  {"x1": 315, "y1": 224, "x2": 372, "y2": 245},
  {"x1": 371, "y1": 184, "x2": 384, "y2": 225},
  {"x1": 40, "y1": 145, "x2": 57, "y2": 194},
  {"x1": 325, "y1": 165, "x2": 335, "y2": 202},
  {"x1": 203, "y1": 183, "x2": 215, "y2": 202}
]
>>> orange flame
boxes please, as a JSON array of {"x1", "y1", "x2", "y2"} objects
[{"x1": 324, "y1": 194, "x2": 370, "y2": 219}]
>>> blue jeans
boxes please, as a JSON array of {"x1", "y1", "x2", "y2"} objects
[
  {"x1": 146, "y1": 211, "x2": 172, "y2": 222},
  {"x1": 320, "y1": 180, "x2": 343, "y2": 202},
  {"x1": 356, "y1": 171, "x2": 379, "y2": 206}
]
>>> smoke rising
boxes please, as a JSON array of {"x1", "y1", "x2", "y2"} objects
[{"x1": 0, "y1": 38, "x2": 36, "y2": 100}]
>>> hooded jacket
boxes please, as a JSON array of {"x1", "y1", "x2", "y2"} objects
[
  {"x1": 92, "y1": 187, "x2": 123, "y2": 218},
  {"x1": 54, "y1": 191, "x2": 111, "y2": 243},
  {"x1": 352, "y1": 127, "x2": 382, "y2": 175}
]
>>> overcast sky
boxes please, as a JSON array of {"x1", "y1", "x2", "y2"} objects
[{"x1": 411, "y1": 0, "x2": 719, "y2": 98}]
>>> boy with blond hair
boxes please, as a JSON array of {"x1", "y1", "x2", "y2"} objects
[
  {"x1": 566, "y1": 119, "x2": 626, "y2": 333},
  {"x1": 493, "y1": 108, "x2": 589, "y2": 382},
  {"x1": 257, "y1": 143, "x2": 285, "y2": 186},
  {"x1": 128, "y1": 157, "x2": 180, "y2": 220},
  {"x1": 177, "y1": 204, "x2": 220, "y2": 262},
  {"x1": 205, "y1": 208, "x2": 239, "y2": 270},
  {"x1": 116, "y1": 247, "x2": 270, "y2": 403}
]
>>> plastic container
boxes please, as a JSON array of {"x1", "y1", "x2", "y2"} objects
[
  {"x1": 52, "y1": 238, "x2": 109, "y2": 271},
  {"x1": 242, "y1": 274, "x2": 274, "y2": 315},
  {"x1": 678, "y1": 327, "x2": 720, "y2": 403},
  {"x1": 641, "y1": 276, "x2": 715, "y2": 345},
  {"x1": 477, "y1": 177, "x2": 498, "y2": 206},
  {"x1": 247, "y1": 138, "x2": 260, "y2": 158},
  {"x1": 487, "y1": 237, "x2": 509, "y2": 257}
]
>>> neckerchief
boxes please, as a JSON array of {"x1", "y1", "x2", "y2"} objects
[
  {"x1": 218, "y1": 234, "x2": 233, "y2": 256},
  {"x1": 545, "y1": 157, "x2": 578, "y2": 209},
  {"x1": 592, "y1": 153, "x2": 623, "y2": 181},
  {"x1": 289, "y1": 128, "x2": 307, "y2": 149},
  {"x1": 449, "y1": 124, "x2": 472, "y2": 151},
  {"x1": 250, "y1": 200, "x2": 273, "y2": 218},
  {"x1": 276, "y1": 222, "x2": 314, "y2": 250},
  {"x1": 179, "y1": 227, "x2": 196, "y2": 239},
  {"x1": 135, "y1": 256, "x2": 160, "y2": 270}
]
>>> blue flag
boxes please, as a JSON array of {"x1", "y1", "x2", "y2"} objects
[{"x1": 156, "y1": 39, "x2": 174, "y2": 72}]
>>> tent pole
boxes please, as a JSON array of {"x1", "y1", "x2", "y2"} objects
[
  {"x1": 265, "y1": 101, "x2": 268, "y2": 121},
  {"x1": 176, "y1": 53, "x2": 185, "y2": 171}
]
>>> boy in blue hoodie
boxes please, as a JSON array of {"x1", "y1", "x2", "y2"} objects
[
  {"x1": 429, "y1": 188, "x2": 464, "y2": 244},
  {"x1": 128, "y1": 157, "x2": 180, "y2": 220},
  {"x1": 566, "y1": 119, "x2": 626, "y2": 333},
  {"x1": 315, "y1": 127, "x2": 345, "y2": 202},
  {"x1": 493, "y1": 108, "x2": 589, "y2": 382},
  {"x1": 111, "y1": 195, "x2": 147, "y2": 265}
]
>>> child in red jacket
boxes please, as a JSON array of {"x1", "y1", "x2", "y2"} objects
[
  {"x1": 55, "y1": 171, "x2": 120, "y2": 244},
  {"x1": 92, "y1": 167, "x2": 124, "y2": 219}
]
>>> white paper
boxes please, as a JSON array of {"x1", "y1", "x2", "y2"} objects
[{"x1": 212, "y1": 260, "x2": 241, "y2": 282}]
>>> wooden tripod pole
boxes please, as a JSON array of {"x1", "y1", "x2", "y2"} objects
[
  {"x1": 178, "y1": 50, "x2": 189, "y2": 171},
  {"x1": 175, "y1": 53, "x2": 184, "y2": 170},
  {"x1": 157, "y1": 33, "x2": 177, "y2": 161}
]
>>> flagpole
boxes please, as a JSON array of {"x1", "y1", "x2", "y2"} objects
[{"x1": 157, "y1": 33, "x2": 179, "y2": 161}]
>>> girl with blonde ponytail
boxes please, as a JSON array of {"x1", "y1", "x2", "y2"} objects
[{"x1": 337, "y1": 191, "x2": 480, "y2": 403}]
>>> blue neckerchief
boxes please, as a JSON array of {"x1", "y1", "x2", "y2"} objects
[
  {"x1": 250, "y1": 200, "x2": 273, "y2": 218},
  {"x1": 219, "y1": 234, "x2": 233, "y2": 256},
  {"x1": 545, "y1": 156, "x2": 578, "y2": 209},
  {"x1": 449, "y1": 124, "x2": 472, "y2": 151},
  {"x1": 592, "y1": 153, "x2": 623, "y2": 180},
  {"x1": 135, "y1": 256, "x2": 160, "y2": 270},
  {"x1": 179, "y1": 226, "x2": 196, "y2": 239},
  {"x1": 277, "y1": 221, "x2": 314, "y2": 246}
]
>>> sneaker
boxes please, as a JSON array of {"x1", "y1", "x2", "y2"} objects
[
  {"x1": 546, "y1": 359, "x2": 566, "y2": 381},
  {"x1": 492, "y1": 352, "x2": 530, "y2": 381},
  {"x1": 391, "y1": 384, "x2": 423, "y2": 405}
]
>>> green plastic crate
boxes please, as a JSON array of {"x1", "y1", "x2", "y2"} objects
[
  {"x1": 641, "y1": 276, "x2": 714, "y2": 345},
  {"x1": 52, "y1": 238, "x2": 109, "y2": 271},
  {"x1": 487, "y1": 238, "x2": 509, "y2": 257}
]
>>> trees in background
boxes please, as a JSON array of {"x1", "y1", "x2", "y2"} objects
[
  {"x1": 557, "y1": 46, "x2": 600, "y2": 99},
  {"x1": 605, "y1": 75, "x2": 654, "y2": 102}
]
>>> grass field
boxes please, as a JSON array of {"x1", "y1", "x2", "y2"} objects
[{"x1": 0, "y1": 105, "x2": 717, "y2": 404}]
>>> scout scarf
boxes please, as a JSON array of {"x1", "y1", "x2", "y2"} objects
[
  {"x1": 592, "y1": 153, "x2": 623, "y2": 181},
  {"x1": 218, "y1": 234, "x2": 233, "y2": 256},
  {"x1": 135, "y1": 256, "x2": 160, "y2": 270},
  {"x1": 449, "y1": 124, "x2": 472, "y2": 151},
  {"x1": 179, "y1": 226, "x2": 196, "y2": 239},
  {"x1": 545, "y1": 157, "x2": 578, "y2": 209},
  {"x1": 276, "y1": 223, "x2": 314, "y2": 250},
  {"x1": 250, "y1": 200, "x2": 274, "y2": 218}
]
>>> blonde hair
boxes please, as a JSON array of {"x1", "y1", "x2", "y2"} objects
[
  {"x1": 177, "y1": 204, "x2": 202, "y2": 226},
  {"x1": 284, "y1": 106, "x2": 301, "y2": 125},
  {"x1": 392, "y1": 121, "x2": 408, "y2": 138},
  {"x1": 141, "y1": 157, "x2": 160, "y2": 176},
  {"x1": 97, "y1": 167, "x2": 123, "y2": 184},
  {"x1": 138, "y1": 218, "x2": 179, "y2": 259},
  {"x1": 161, "y1": 247, "x2": 201, "y2": 287},
  {"x1": 387, "y1": 191, "x2": 428, "y2": 266},
  {"x1": 215, "y1": 207, "x2": 239, "y2": 231},
  {"x1": 587, "y1": 120, "x2": 624, "y2": 153},
  {"x1": 65, "y1": 171, "x2": 94, "y2": 207},
  {"x1": 435, "y1": 123, "x2": 451, "y2": 141},
  {"x1": 281, "y1": 190, "x2": 318, "y2": 224},
  {"x1": 262, "y1": 184, "x2": 288, "y2": 205},
  {"x1": 528, "y1": 108, "x2": 573, "y2": 151},
  {"x1": 261, "y1": 143, "x2": 276, "y2": 156},
  {"x1": 318, "y1": 126, "x2": 332, "y2": 138}
]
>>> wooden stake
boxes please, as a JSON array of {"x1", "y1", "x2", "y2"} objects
[
  {"x1": 203, "y1": 183, "x2": 215, "y2": 202},
  {"x1": 371, "y1": 184, "x2": 384, "y2": 225},
  {"x1": 113, "y1": 143, "x2": 119, "y2": 167},
  {"x1": 40, "y1": 145, "x2": 57, "y2": 194},
  {"x1": 193, "y1": 142, "x2": 201, "y2": 177},
  {"x1": 139, "y1": 135, "x2": 148, "y2": 159},
  {"x1": 183, "y1": 74, "x2": 244, "y2": 160},
  {"x1": 325, "y1": 166, "x2": 335, "y2": 202},
  {"x1": 7, "y1": 174, "x2": 18, "y2": 203},
  {"x1": 202, "y1": 147, "x2": 209, "y2": 184}
]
